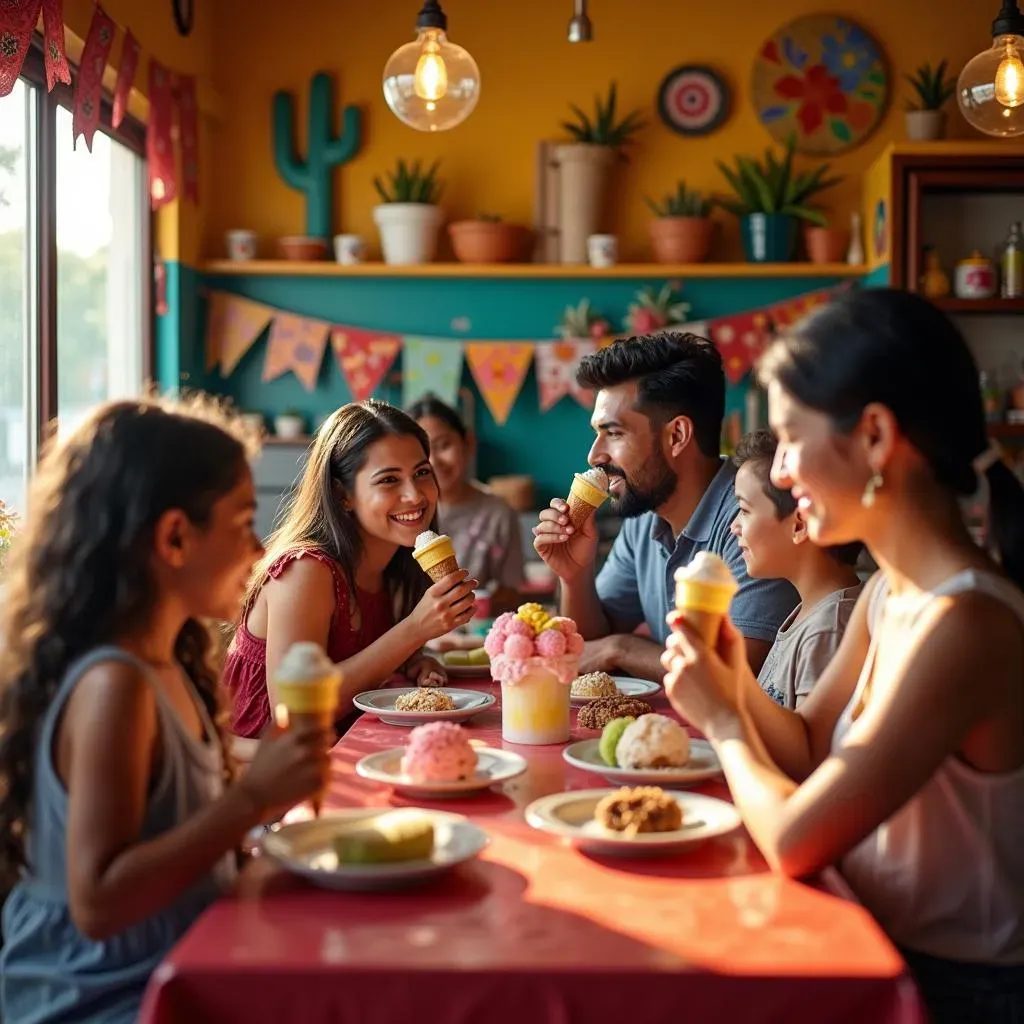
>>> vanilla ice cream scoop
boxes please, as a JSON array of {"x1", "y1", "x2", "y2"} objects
[
  {"x1": 276, "y1": 641, "x2": 338, "y2": 684},
  {"x1": 414, "y1": 530, "x2": 442, "y2": 551},
  {"x1": 674, "y1": 552, "x2": 735, "y2": 588},
  {"x1": 577, "y1": 466, "x2": 609, "y2": 494}
]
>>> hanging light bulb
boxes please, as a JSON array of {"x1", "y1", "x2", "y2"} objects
[
  {"x1": 568, "y1": 0, "x2": 593, "y2": 43},
  {"x1": 959, "y1": 1, "x2": 1024, "y2": 136},
  {"x1": 383, "y1": 0, "x2": 480, "y2": 132}
]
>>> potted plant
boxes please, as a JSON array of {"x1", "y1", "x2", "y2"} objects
[
  {"x1": 804, "y1": 214, "x2": 850, "y2": 265},
  {"x1": 372, "y1": 159, "x2": 444, "y2": 265},
  {"x1": 623, "y1": 284, "x2": 691, "y2": 334},
  {"x1": 716, "y1": 137, "x2": 841, "y2": 263},
  {"x1": 645, "y1": 183, "x2": 716, "y2": 263},
  {"x1": 449, "y1": 213, "x2": 532, "y2": 264},
  {"x1": 274, "y1": 409, "x2": 307, "y2": 439},
  {"x1": 557, "y1": 82, "x2": 645, "y2": 264},
  {"x1": 556, "y1": 298, "x2": 612, "y2": 342},
  {"x1": 905, "y1": 61, "x2": 957, "y2": 141}
]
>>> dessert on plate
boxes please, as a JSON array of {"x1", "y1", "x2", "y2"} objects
[
  {"x1": 577, "y1": 695, "x2": 653, "y2": 731},
  {"x1": 441, "y1": 647, "x2": 490, "y2": 668},
  {"x1": 571, "y1": 671, "x2": 619, "y2": 698},
  {"x1": 565, "y1": 467, "x2": 610, "y2": 530},
  {"x1": 595, "y1": 786, "x2": 683, "y2": 835},
  {"x1": 331, "y1": 809, "x2": 436, "y2": 863},
  {"x1": 598, "y1": 715, "x2": 636, "y2": 767},
  {"x1": 614, "y1": 714, "x2": 690, "y2": 770},
  {"x1": 413, "y1": 530, "x2": 461, "y2": 583},
  {"x1": 400, "y1": 721, "x2": 477, "y2": 783},
  {"x1": 394, "y1": 689, "x2": 457, "y2": 713},
  {"x1": 485, "y1": 605, "x2": 583, "y2": 744},
  {"x1": 673, "y1": 551, "x2": 739, "y2": 646}
]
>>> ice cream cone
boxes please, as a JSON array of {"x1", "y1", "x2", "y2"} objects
[
  {"x1": 565, "y1": 469, "x2": 609, "y2": 530},
  {"x1": 673, "y1": 554, "x2": 738, "y2": 647},
  {"x1": 413, "y1": 532, "x2": 461, "y2": 583},
  {"x1": 273, "y1": 643, "x2": 342, "y2": 816}
]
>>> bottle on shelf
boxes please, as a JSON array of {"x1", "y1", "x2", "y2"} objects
[{"x1": 1001, "y1": 221, "x2": 1024, "y2": 298}]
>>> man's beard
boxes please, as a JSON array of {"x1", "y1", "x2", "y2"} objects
[{"x1": 606, "y1": 448, "x2": 677, "y2": 519}]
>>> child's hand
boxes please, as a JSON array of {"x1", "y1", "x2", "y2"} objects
[
  {"x1": 240, "y1": 724, "x2": 332, "y2": 818},
  {"x1": 408, "y1": 654, "x2": 448, "y2": 687}
]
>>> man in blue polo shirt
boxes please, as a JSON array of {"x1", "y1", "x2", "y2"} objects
[{"x1": 533, "y1": 332, "x2": 797, "y2": 681}]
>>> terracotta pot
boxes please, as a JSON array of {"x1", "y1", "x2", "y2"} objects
[
  {"x1": 804, "y1": 225, "x2": 850, "y2": 265},
  {"x1": 649, "y1": 217, "x2": 715, "y2": 263},
  {"x1": 905, "y1": 110, "x2": 946, "y2": 141},
  {"x1": 449, "y1": 221, "x2": 532, "y2": 263},
  {"x1": 555, "y1": 143, "x2": 617, "y2": 264},
  {"x1": 277, "y1": 236, "x2": 327, "y2": 261}
]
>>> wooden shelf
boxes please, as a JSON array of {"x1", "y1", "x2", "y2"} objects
[
  {"x1": 201, "y1": 260, "x2": 867, "y2": 280},
  {"x1": 935, "y1": 297, "x2": 1024, "y2": 314}
]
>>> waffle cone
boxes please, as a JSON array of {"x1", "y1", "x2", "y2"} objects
[
  {"x1": 566, "y1": 492, "x2": 598, "y2": 530},
  {"x1": 676, "y1": 608, "x2": 723, "y2": 646},
  {"x1": 424, "y1": 554, "x2": 460, "y2": 583}
]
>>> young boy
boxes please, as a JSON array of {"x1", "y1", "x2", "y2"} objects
[{"x1": 731, "y1": 430, "x2": 864, "y2": 709}]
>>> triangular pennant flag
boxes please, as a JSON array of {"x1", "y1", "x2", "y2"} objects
[
  {"x1": 768, "y1": 288, "x2": 834, "y2": 330},
  {"x1": 402, "y1": 337, "x2": 464, "y2": 407},
  {"x1": 263, "y1": 312, "x2": 330, "y2": 392},
  {"x1": 205, "y1": 292, "x2": 273, "y2": 374},
  {"x1": 711, "y1": 311, "x2": 772, "y2": 384},
  {"x1": 331, "y1": 327, "x2": 401, "y2": 402},
  {"x1": 112, "y1": 29, "x2": 140, "y2": 129},
  {"x1": 147, "y1": 60, "x2": 177, "y2": 209},
  {"x1": 534, "y1": 338, "x2": 597, "y2": 412},
  {"x1": 464, "y1": 342, "x2": 534, "y2": 425}
]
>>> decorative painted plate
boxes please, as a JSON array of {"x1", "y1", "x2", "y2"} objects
[
  {"x1": 657, "y1": 64, "x2": 730, "y2": 136},
  {"x1": 751, "y1": 14, "x2": 888, "y2": 154}
]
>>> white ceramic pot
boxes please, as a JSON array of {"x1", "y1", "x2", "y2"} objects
[
  {"x1": 372, "y1": 203, "x2": 443, "y2": 265},
  {"x1": 905, "y1": 110, "x2": 946, "y2": 142},
  {"x1": 225, "y1": 229, "x2": 257, "y2": 261},
  {"x1": 273, "y1": 414, "x2": 306, "y2": 439}
]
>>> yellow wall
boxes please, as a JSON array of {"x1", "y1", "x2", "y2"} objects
[{"x1": 204, "y1": 0, "x2": 989, "y2": 262}]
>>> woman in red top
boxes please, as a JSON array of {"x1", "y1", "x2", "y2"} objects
[{"x1": 224, "y1": 400, "x2": 478, "y2": 738}]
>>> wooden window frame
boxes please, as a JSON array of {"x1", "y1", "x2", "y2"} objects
[{"x1": 18, "y1": 41, "x2": 152, "y2": 443}]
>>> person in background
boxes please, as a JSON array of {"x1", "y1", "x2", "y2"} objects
[
  {"x1": 663, "y1": 289, "x2": 1024, "y2": 1023},
  {"x1": 732, "y1": 429, "x2": 863, "y2": 709},
  {"x1": 225, "y1": 400, "x2": 478, "y2": 738},
  {"x1": 533, "y1": 333, "x2": 798, "y2": 681},
  {"x1": 409, "y1": 395, "x2": 525, "y2": 623},
  {"x1": 0, "y1": 397, "x2": 330, "y2": 1023}
]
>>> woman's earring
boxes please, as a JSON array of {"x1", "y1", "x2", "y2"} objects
[{"x1": 861, "y1": 471, "x2": 883, "y2": 509}]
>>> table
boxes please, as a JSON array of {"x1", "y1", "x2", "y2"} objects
[{"x1": 140, "y1": 681, "x2": 926, "y2": 1024}]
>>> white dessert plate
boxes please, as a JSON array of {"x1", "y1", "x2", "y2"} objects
[
  {"x1": 570, "y1": 675, "x2": 661, "y2": 706},
  {"x1": 525, "y1": 788, "x2": 740, "y2": 857},
  {"x1": 262, "y1": 809, "x2": 488, "y2": 891},
  {"x1": 355, "y1": 744, "x2": 527, "y2": 798},
  {"x1": 562, "y1": 738, "x2": 722, "y2": 787},
  {"x1": 353, "y1": 687, "x2": 495, "y2": 726}
]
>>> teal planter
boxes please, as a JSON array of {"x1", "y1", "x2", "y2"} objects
[{"x1": 741, "y1": 213, "x2": 797, "y2": 263}]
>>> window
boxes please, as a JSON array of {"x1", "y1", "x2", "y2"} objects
[{"x1": 0, "y1": 43, "x2": 149, "y2": 514}]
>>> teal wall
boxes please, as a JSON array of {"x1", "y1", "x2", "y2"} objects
[{"x1": 184, "y1": 271, "x2": 851, "y2": 500}]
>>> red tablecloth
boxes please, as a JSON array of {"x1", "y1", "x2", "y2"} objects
[{"x1": 140, "y1": 682, "x2": 926, "y2": 1024}]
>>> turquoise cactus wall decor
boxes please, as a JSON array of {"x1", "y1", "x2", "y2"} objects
[{"x1": 272, "y1": 72, "x2": 363, "y2": 241}]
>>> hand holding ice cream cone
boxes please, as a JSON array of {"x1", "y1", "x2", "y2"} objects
[
  {"x1": 413, "y1": 530, "x2": 461, "y2": 583},
  {"x1": 273, "y1": 642, "x2": 342, "y2": 816},
  {"x1": 565, "y1": 466, "x2": 610, "y2": 530},
  {"x1": 672, "y1": 553, "x2": 738, "y2": 647}
]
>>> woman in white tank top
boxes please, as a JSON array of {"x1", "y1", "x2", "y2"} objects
[{"x1": 662, "y1": 289, "x2": 1024, "y2": 1023}]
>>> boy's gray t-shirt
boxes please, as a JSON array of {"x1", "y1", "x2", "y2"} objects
[{"x1": 758, "y1": 583, "x2": 864, "y2": 710}]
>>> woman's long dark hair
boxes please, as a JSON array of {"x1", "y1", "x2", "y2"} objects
[
  {"x1": 247, "y1": 399, "x2": 434, "y2": 621},
  {"x1": 0, "y1": 396, "x2": 255, "y2": 892},
  {"x1": 759, "y1": 287, "x2": 1024, "y2": 588}
]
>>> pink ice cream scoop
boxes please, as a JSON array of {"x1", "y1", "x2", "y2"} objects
[{"x1": 400, "y1": 721, "x2": 478, "y2": 783}]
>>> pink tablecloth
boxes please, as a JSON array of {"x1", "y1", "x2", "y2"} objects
[{"x1": 140, "y1": 681, "x2": 926, "y2": 1024}]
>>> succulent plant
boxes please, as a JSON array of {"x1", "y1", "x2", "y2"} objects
[
  {"x1": 562, "y1": 81, "x2": 646, "y2": 148},
  {"x1": 645, "y1": 182, "x2": 714, "y2": 218},
  {"x1": 905, "y1": 61, "x2": 957, "y2": 111},
  {"x1": 373, "y1": 158, "x2": 444, "y2": 205},
  {"x1": 557, "y1": 298, "x2": 611, "y2": 341},
  {"x1": 623, "y1": 283, "x2": 691, "y2": 334},
  {"x1": 716, "y1": 136, "x2": 841, "y2": 227}
]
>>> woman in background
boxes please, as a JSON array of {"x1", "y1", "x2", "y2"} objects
[
  {"x1": 410, "y1": 396, "x2": 525, "y2": 622},
  {"x1": 225, "y1": 400, "x2": 478, "y2": 738}
]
